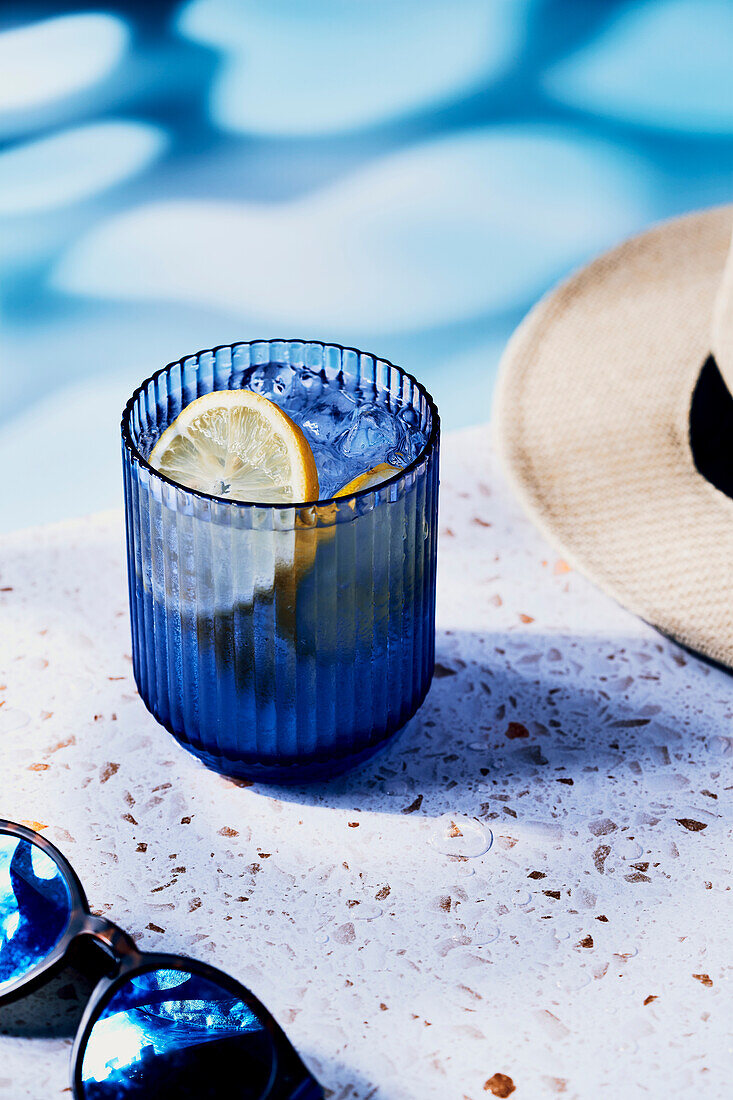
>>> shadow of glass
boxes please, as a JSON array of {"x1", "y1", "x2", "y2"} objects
[{"x1": 255, "y1": 628, "x2": 723, "y2": 837}]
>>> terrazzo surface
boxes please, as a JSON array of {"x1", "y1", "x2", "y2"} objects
[{"x1": 0, "y1": 425, "x2": 730, "y2": 1098}]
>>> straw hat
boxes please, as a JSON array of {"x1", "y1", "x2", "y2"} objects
[{"x1": 494, "y1": 204, "x2": 733, "y2": 669}]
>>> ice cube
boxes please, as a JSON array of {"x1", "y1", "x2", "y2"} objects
[
  {"x1": 247, "y1": 362, "x2": 297, "y2": 404},
  {"x1": 388, "y1": 427, "x2": 428, "y2": 466},
  {"x1": 299, "y1": 388, "x2": 359, "y2": 443},
  {"x1": 340, "y1": 404, "x2": 401, "y2": 458},
  {"x1": 309, "y1": 441, "x2": 352, "y2": 499}
]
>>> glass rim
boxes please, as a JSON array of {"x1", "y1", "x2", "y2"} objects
[{"x1": 121, "y1": 338, "x2": 440, "y2": 511}]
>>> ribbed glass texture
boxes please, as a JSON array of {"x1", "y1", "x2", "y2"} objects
[{"x1": 122, "y1": 341, "x2": 439, "y2": 781}]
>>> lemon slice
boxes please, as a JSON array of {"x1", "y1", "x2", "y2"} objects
[
  {"x1": 149, "y1": 390, "x2": 319, "y2": 504},
  {"x1": 334, "y1": 462, "x2": 402, "y2": 498}
]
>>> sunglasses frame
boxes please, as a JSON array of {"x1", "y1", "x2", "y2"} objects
[{"x1": 0, "y1": 820, "x2": 322, "y2": 1100}]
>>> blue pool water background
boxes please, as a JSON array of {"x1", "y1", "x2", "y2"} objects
[{"x1": 1, "y1": 0, "x2": 732, "y2": 532}]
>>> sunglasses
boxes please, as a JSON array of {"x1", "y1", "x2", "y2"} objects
[{"x1": 0, "y1": 820, "x2": 323, "y2": 1099}]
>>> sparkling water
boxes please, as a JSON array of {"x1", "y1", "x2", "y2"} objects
[{"x1": 138, "y1": 360, "x2": 429, "y2": 500}]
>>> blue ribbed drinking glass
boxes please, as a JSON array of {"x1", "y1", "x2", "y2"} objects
[{"x1": 121, "y1": 341, "x2": 439, "y2": 781}]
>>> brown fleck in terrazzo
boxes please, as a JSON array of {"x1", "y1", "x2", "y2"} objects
[
  {"x1": 151, "y1": 880, "x2": 176, "y2": 893},
  {"x1": 644, "y1": 995, "x2": 658, "y2": 1005},
  {"x1": 333, "y1": 922, "x2": 356, "y2": 945},
  {"x1": 593, "y1": 845, "x2": 611, "y2": 873},
  {"x1": 676, "y1": 819, "x2": 707, "y2": 832},
  {"x1": 484, "y1": 1072, "x2": 516, "y2": 1097},
  {"x1": 99, "y1": 762, "x2": 119, "y2": 783},
  {"x1": 401, "y1": 794, "x2": 423, "y2": 813},
  {"x1": 505, "y1": 722, "x2": 529, "y2": 739},
  {"x1": 542, "y1": 1077, "x2": 567, "y2": 1094},
  {"x1": 49, "y1": 736, "x2": 75, "y2": 752},
  {"x1": 693, "y1": 974, "x2": 713, "y2": 987}
]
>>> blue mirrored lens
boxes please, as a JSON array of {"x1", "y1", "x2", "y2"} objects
[
  {"x1": 81, "y1": 967, "x2": 275, "y2": 1099},
  {"x1": 0, "y1": 832, "x2": 72, "y2": 993}
]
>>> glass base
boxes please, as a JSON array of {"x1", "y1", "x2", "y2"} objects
[{"x1": 139, "y1": 678, "x2": 430, "y2": 784}]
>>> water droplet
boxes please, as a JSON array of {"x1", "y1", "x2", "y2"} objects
[
  {"x1": 616, "y1": 838, "x2": 644, "y2": 861},
  {"x1": 0, "y1": 707, "x2": 30, "y2": 733},
  {"x1": 453, "y1": 863, "x2": 476, "y2": 877},
  {"x1": 313, "y1": 930, "x2": 329, "y2": 944},
  {"x1": 467, "y1": 741, "x2": 488, "y2": 752},
  {"x1": 616, "y1": 1040, "x2": 638, "y2": 1055},
  {"x1": 556, "y1": 970, "x2": 591, "y2": 992},
  {"x1": 428, "y1": 814, "x2": 493, "y2": 858},
  {"x1": 614, "y1": 946, "x2": 639, "y2": 960},
  {"x1": 349, "y1": 901, "x2": 383, "y2": 921},
  {"x1": 708, "y1": 735, "x2": 731, "y2": 757},
  {"x1": 459, "y1": 923, "x2": 500, "y2": 946},
  {"x1": 384, "y1": 779, "x2": 411, "y2": 796},
  {"x1": 513, "y1": 890, "x2": 533, "y2": 908}
]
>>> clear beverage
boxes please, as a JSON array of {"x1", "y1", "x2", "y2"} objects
[{"x1": 123, "y1": 341, "x2": 439, "y2": 781}]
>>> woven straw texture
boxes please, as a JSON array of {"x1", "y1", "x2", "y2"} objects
[{"x1": 495, "y1": 205, "x2": 733, "y2": 669}]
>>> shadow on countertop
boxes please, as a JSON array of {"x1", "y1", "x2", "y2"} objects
[{"x1": 251, "y1": 627, "x2": 727, "y2": 839}]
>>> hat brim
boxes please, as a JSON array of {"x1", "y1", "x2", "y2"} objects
[{"x1": 494, "y1": 204, "x2": 733, "y2": 669}]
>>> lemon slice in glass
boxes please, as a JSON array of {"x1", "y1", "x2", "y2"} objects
[
  {"x1": 334, "y1": 462, "x2": 402, "y2": 498},
  {"x1": 149, "y1": 390, "x2": 319, "y2": 504}
]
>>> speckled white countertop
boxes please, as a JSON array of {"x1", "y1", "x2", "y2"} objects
[{"x1": 1, "y1": 426, "x2": 731, "y2": 1100}]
